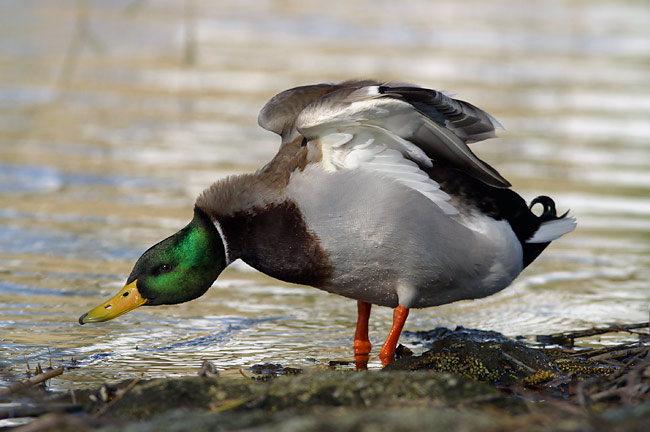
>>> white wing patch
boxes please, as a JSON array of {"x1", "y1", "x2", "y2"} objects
[{"x1": 314, "y1": 127, "x2": 458, "y2": 215}]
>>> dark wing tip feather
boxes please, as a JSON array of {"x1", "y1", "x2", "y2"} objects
[{"x1": 379, "y1": 86, "x2": 502, "y2": 144}]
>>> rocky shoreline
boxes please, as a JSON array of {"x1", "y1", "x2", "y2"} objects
[{"x1": 3, "y1": 326, "x2": 648, "y2": 432}]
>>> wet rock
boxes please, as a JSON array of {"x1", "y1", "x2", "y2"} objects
[
  {"x1": 87, "y1": 377, "x2": 253, "y2": 420},
  {"x1": 388, "y1": 327, "x2": 554, "y2": 384},
  {"x1": 36, "y1": 327, "x2": 648, "y2": 432},
  {"x1": 78, "y1": 369, "x2": 650, "y2": 432},
  {"x1": 95, "y1": 406, "x2": 500, "y2": 432},
  {"x1": 86, "y1": 369, "x2": 499, "y2": 421},
  {"x1": 84, "y1": 371, "x2": 505, "y2": 432},
  {"x1": 248, "y1": 362, "x2": 302, "y2": 379},
  {"x1": 407, "y1": 326, "x2": 511, "y2": 345},
  {"x1": 261, "y1": 370, "x2": 497, "y2": 411}
]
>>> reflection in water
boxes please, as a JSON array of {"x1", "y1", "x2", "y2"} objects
[{"x1": 0, "y1": 0, "x2": 649, "y2": 392}]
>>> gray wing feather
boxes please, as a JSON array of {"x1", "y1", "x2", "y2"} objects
[
  {"x1": 258, "y1": 80, "x2": 381, "y2": 141},
  {"x1": 259, "y1": 81, "x2": 511, "y2": 188},
  {"x1": 403, "y1": 107, "x2": 510, "y2": 188},
  {"x1": 375, "y1": 86, "x2": 510, "y2": 188},
  {"x1": 295, "y1": 84, "x2": 511, "y2": 188},
  {"x1": 258, "y1": 84, "x2": 336, "y2": 138},
  {"x1": 380, "y1": 87, "x2": 503, "y2": 143}
]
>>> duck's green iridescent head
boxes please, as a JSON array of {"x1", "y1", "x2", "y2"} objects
[{"x1": 79, "y1": 208, "x2": 226, "y2": 325}]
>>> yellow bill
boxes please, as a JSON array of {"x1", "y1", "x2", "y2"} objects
[{"x1": 79, "y1": 280, "x2": 148, "y2": 324}]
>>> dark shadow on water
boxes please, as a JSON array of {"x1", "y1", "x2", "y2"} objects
[{"x1": 154, "y1": 317, "x2": 282, "y2": 352}]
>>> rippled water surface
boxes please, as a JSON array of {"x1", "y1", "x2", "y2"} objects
[{"x1": 1, "y1": 0, "x2": 649, "y2": 393}]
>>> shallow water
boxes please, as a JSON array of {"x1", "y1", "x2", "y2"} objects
[{"x1": 0, "y1": 0, "x2": 649, "y2": 396}]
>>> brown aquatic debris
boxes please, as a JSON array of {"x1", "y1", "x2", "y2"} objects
[
  {"x1": 92, "y1": 373, "x2": 143, "y2": 418},
  {"x1": 0, "y1": 367, "x2": 64, "y2": 398},
  {"x1": 536, "y1": 322, "x2": 649, "y2": 346}
]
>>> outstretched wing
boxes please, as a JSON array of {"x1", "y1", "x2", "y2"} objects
[
  {"x1": 296, "y1": 84, "x2": 509, "y2": 188},
  {"x1": 259, "y1": 81, "x2": 510, "y2": 214}
]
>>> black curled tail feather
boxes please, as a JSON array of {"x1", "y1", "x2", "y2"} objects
[
  {"x1": 522, "y1": 196, "x2": 574, "y2": 268},
  {"x1": 529, "y1": 195, "x2": 568, "y2": 222},
  {"x1": 529, "y1": 195, "x2": 556, "y2": 219}
]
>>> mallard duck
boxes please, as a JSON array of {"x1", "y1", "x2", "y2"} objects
[{"x1": 79, "y1": 80, "x2": 576, "y2": 368}]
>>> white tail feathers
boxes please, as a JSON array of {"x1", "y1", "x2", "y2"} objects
[{"x1": 526, "y1": 216, "x2": 577, "y2": 243}]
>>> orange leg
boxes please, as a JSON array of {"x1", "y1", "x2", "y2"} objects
[
  {"x1": 353, "y1": 301, "x2": 372, "y2": 370},
  {"x1": 379, "y1": 305, "x2": 409, "y2": 367}
]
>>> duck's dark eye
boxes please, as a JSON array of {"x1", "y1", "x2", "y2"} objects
[{"x1": 158, "y1": 263, "x2": 172, "y2": 273}]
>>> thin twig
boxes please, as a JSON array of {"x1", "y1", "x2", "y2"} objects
[
  {"x1": 0, "y1": 403, "x2": 82, "y2": 420},
  {"x1": 568, "y1": 341, "x2": 644, "y2": 358},
  {"x1": 69, "y1": 381, "x2": 77, "y2": 405},
  {"x1": 12, "y1": 412, "x2": 88, "y2": 432},
  {"x1": 602, "y1": 346, "x2": 650, "y2": 381},
  {"x1": 93, "y1": 373, "x2": 143, "y2": 418},
  {"x1": 210, "y1": 398, "x2": 247, "y2": 413},
  {"x1": 0, "y1": 367, "x2": 64, "y2": 398},
  {"x1": 537, "y1": 322, "x2": 649, "y2": 345},
  {"x1": 501, "y1": 351, "x2": 539, "y2": 374},
  {"x1": 452, "y1": 392, "x2": 509, "y2": 406}
]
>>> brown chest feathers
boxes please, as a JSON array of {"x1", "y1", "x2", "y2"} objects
[{"x1": 217, "y1": 201, "x2": 333, "y2": 287}]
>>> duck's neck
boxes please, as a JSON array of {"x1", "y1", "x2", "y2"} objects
[
  {"x1": 195, "y1": 172, "x2": 333, "y2": 287},
  {"x1": 195, "y1": 172, "x2": 280, "y2": 262},
  {"x1": 194, "y1": 136, "x2": 310, "y2": 219}
]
